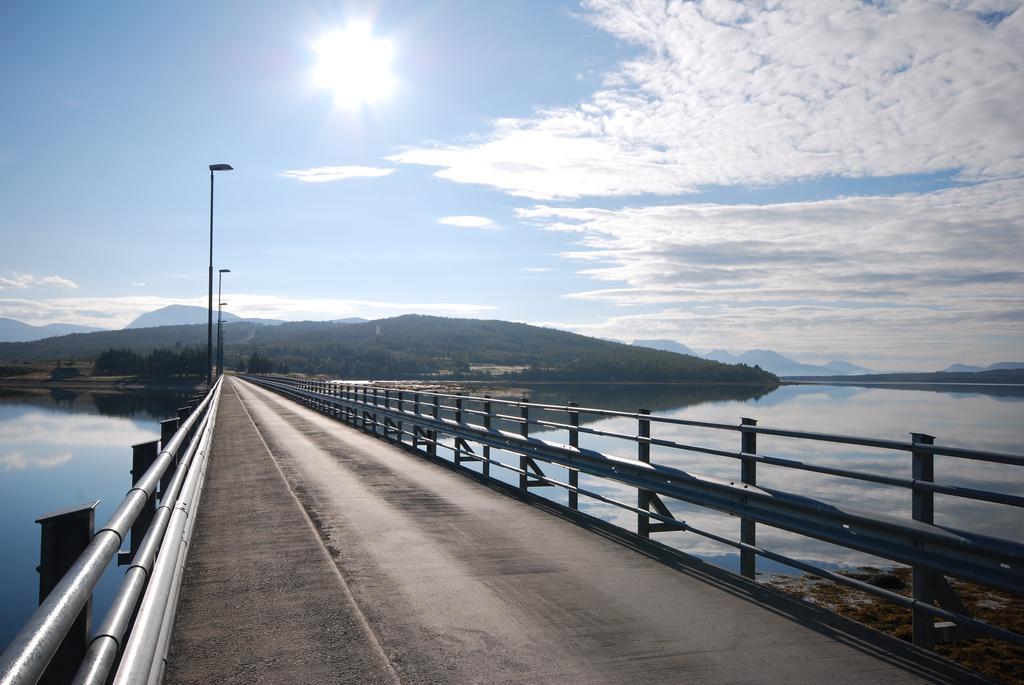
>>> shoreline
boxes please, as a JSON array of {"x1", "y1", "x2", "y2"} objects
[
  {"x1": 765, "y1": 566, "x2": 1023, "y2": 683},
  {"x1": 0, "y1": 377, "x2": 205, "y2": 393},
  {"x1": 784, "y1": 379, "x2": 1024, "y2": 388}
]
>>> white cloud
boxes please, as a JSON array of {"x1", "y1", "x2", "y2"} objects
[
  {"x1": 280, "y1": 165, "x2": 395, "y2": 183},
  {"x1": 523, "y1": 267, "x2": 554, "y2": 273},
  {"x1": 0, "y1": 294, "x2": 496, "y2": 329},
  {"x1": 437, "y1": 215, "x2": 501, "y2": 230},
  {"x1": 390, "y1": 1, "x2": 1024, "y2": 199},
  {"x1": 0, "y1": 273, "x2": 78, "y2": 291},
  {"x1": 521, "y1": 179, "x2": 1024, "y2": 370}
]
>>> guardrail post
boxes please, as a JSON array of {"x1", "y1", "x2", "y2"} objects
[
  {"x1": 454, "y1": 394, "x2": 464, "y2": 463},
  {"x1": 518, "y1": 397, "x2": 530, "y2": 490},
  {"x1": 372, "y1": 388, "x2": 380, "y2": 435},
  {"x1": 396, "y1": 391, "x2": 404, "y2": 444},
  {"x1": 384, "y1": 389, "x2": 392, "y2": 441},
  {"x1": 361, "y1": 387, "x2": 369, "y2": 430},
  {"x1": 412, "y1": 393, "x2": 421, "y2": 448},
  {"x1": 131, "y1": 440, "x2": 160, "y2": 559},
  {"x1": 483, "y1": 396, "x2": 492, "y2": 482},
  {"x1": 429, "y1": 395, "x2": 439, "y2": 457},
  {"x1": 637, "y1": 409, "x2": 652, "y2": 538},
  {"x1": 364, "y1": 387, "x2": 372, "y2": 430},
  {"x1": 159, "y1": 417, "x2": 180, "y2": 498},
  {"x1": 740, "y1": 418, "x2": 757, "y2": 579},
  {"x1": 568, "y1": 402, "x2": 579, "y2": 510},
  {"x1": 912, "y1": 432, "x2": 937, "y2": 650},
  {"x1": 36, "y1": 501, "x2": 98, "y2": 685}
]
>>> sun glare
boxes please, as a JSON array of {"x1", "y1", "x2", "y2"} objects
[{"x1": 312, "y1": 23, "x2": 395, "y2": 108}]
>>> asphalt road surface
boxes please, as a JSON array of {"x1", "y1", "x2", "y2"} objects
[{"x1": 164, "y1": 377, "x2": 984, "y2": 684}]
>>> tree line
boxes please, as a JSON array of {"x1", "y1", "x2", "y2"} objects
[
  {"x1": 92, "y1": 347, "x2": 289, "y2": 378},
  {"x1": 93, "y1": 347, "x2": 207, "y2": 378}
]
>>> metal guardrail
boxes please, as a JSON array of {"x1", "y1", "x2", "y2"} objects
[
  {"x1": 246, "y1": 375, "x2": 1024, "y2": 651},
  {"x1": 0, "y1": 378, "x2": 223, "y2": 685}
]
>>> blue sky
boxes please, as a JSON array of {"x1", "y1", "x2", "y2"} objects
[{"x1": 1, "y1": 1, "x2": 1021, "y2": 370}]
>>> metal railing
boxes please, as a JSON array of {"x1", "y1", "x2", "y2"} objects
[
  {"x1": 246, "y1": 375, "x2": 1024, "y2": 651},
  {"x1": 0, "y1": 378, "x2": 223, "y2": 685}
]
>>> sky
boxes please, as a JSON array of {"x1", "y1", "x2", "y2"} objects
[{"x1": 0, "y1": 1, "x2": 1021, "y2": 371}]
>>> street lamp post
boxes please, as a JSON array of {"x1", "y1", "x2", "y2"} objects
[
  {"x1": 208, "y1": 163, "x2": 233, "y2": 386},
  {"x1": 217, "y1": 268, "x2": 230, "y2": 377}
]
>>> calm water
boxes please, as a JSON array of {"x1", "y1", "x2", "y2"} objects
[
  {"x1": 447, "y1": 382, "x2": 1024, "y2": 575},
  {"x1": 0, "y1": 382, "x2": 1021, "y2": 649},
  {"x1": 0, "y1": 387, "x2": 193, "y2": 649}
]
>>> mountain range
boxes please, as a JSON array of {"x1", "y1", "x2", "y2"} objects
[
  {"x1": 942, "y1": 362, "x2": 1024, "y2": 373},
  {"x1": 0, "y1": 314, "x2": 777, "y2": 384},
  {"x1": 631, "y1": 340, "x2": 875, "y2": 377},
  {"x1": 0, "y1": 317, "x2": 104, "y2": 343},
  {"x1": 0, "y1": 306, "x2": 371, "y2": 343}
]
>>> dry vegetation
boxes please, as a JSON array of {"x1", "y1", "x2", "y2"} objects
[{"x1": 766, "y1": 567, "x2": 1024, "y2": 684}]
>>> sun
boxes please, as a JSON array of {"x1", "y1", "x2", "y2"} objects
[{"x1": 312, "y1": 23, "x2": 395, "y2": 108}]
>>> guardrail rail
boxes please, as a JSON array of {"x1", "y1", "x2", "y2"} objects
[
  {"x1": 0, "y1": 378, "x2": 224, "y2": 685},
  {"x1": 245, "y1": 374, "x2": 1024, "y2": 652}
]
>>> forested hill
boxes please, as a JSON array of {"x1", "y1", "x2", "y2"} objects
[{"x1": 0, "y1": 314, "x2": 776, "y2": 384}]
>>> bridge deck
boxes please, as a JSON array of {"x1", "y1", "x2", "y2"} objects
[{"x1": 165, "y1": 378, "x2": 981, "y2": 684}]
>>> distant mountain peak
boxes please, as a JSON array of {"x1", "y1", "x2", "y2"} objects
[
  {"x1": 631, "y1": 339, "x2": 697, "y2": 356},
  {"x1": 704, "y1": 349, "x2": 739, "y2": 363},
  {"x1": 125, "y1": 305, "x2": 285, "y2": 329},
  {"x1": 699, "y1": 348, "x2": 872, "y2": 376},
  {"x1": 823, "y1": 359, "x2": 876, "y2": 375},
  {"x1": 125, "y1": 305, "x2": 230, "y2": 329}
]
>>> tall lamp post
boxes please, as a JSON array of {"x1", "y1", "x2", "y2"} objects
[
  {"x1": 217, "y1": 268, "x2": 231, "y2": 377},
  {"x1": 208, "y1": 163, "x2": 233, "y2": 386}
]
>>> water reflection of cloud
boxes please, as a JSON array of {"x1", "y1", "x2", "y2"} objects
[
  {"x1": 0, "y1": 451, "x2": 73, "y2": 471},
  {"x1": 0, "y1": 411, "x2": 156, "y2": 448}
]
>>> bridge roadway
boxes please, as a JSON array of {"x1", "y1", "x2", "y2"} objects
[{"x1": 164, "y1": 378, "x2": 982, "y2": 684}]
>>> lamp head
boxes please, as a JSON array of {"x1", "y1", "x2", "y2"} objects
[
  {"x1": 219, "y1": 268, "x2": 231, "y2": 273},
  {"x1": 209, "y1": 163, "x2": 233, "y2": 171}
]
